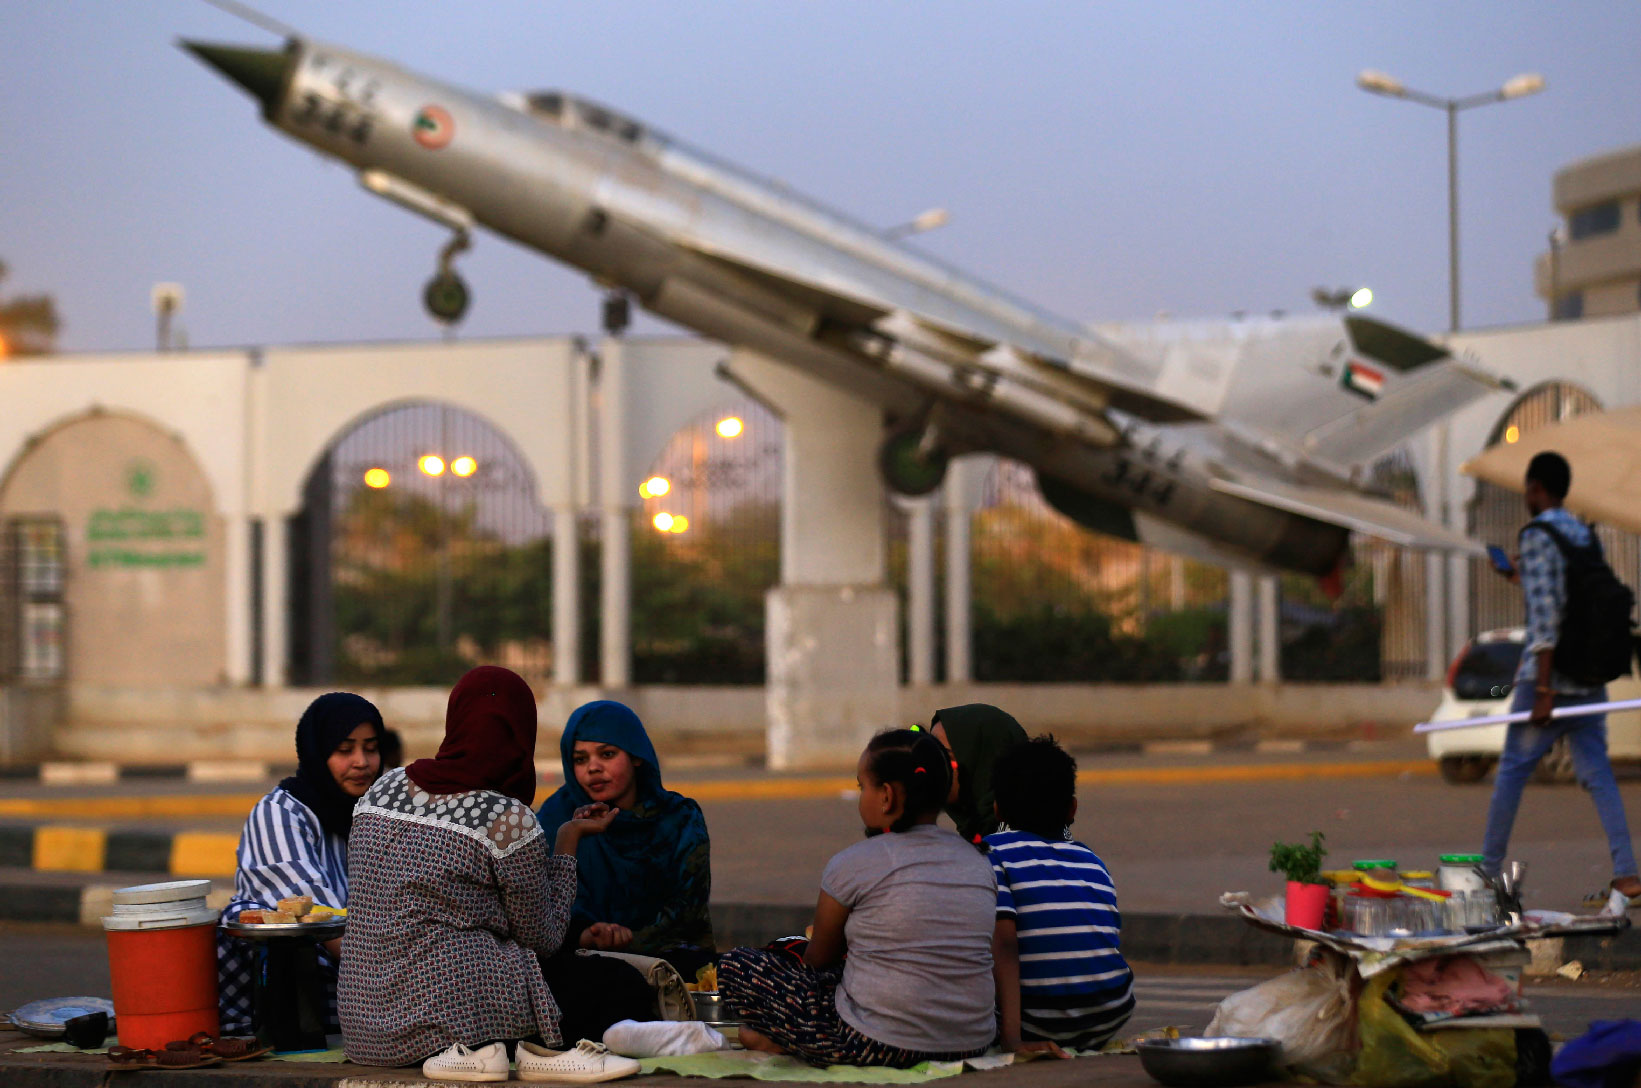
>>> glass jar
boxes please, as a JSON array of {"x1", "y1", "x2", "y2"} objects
[
  {"x1": 1344, "y1": 896, "x2": 1392, "y2": 937},
  {"x1": 1464, "y1": 889, "x2": 1501, "y2": 928},
  {"x1": 1438, "y1": 854, "x2": 1488, "y2": 893}
]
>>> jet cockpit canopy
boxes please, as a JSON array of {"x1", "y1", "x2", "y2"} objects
[{"x1": 508, "y1": 90, "x2": 649, "y2": 144}]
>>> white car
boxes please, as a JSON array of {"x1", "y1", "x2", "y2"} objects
[{"x1": 1424, "y1": 627, "x2": 1641, "y2": 783}]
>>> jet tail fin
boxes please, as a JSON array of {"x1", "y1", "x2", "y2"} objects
[
  {"x1": 1299, "y1": 328, "x2": 1516, "y2": 472},
  {"x1": 1294, "y1": 317, "x2": 1513, "y2": 470}
]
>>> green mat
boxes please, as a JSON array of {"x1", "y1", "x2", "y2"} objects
[
  {"x1": 269, "y1": 1047, "x2": 351, "y2": 1062},
  {"x1": 640, "y1": 1050, "x2": 965, "y2": 1082},
  {"x1": 15, "y1": 1042, "x2": 350, "y2": 1064}
]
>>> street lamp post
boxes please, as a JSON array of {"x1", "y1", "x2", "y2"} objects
[
  {"x1": 1356, "y1": 70, "x2": 1545, "y2": 332},
  {"x1": 884, "y1": 207, "x2": 950, "y2": 241}
]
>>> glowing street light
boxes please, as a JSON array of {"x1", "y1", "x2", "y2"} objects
[
  {"x1": 363, "y1": 467, "x2": 392, "y2": 489},
  {"x1": 668, "y1": 515, "x2": 690, "y2": 534},
  {"x1": 451, "y1": 455, "x2": 478, "y2": 478},
  {"x1": 640, "y1": 475, "x2": 671, "y2": 499},
  {"x1": 716, "y1": 416, "x2": 744, "y2": 439},
  {"x1": 418, "y1": 454, "x2": 446, "y2": 477},
  {"x1": 653, "y1": 512, "x2": 676, "y2": 532},
  {"x1": 1310, "y1": 286, "x2": 1373, "y2": 312},
  {"x1": 1505, "y1": 425, "x2": 1521, "y2": 445}
]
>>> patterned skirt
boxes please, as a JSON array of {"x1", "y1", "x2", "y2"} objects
[{"x1": 717, "y1": 948, "x2": 988, "y2": 1068}]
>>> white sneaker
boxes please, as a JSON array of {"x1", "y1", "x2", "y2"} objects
[
  {"x1": 517, "y1": 1039, "x2": 642, "y2": 1082},
  {"x1": 422, "y1": 1041, "x2": 510, "y2": 1082}
]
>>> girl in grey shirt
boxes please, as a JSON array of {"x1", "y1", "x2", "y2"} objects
[{"x1": 718, "y1": 730, "x2": 997, "y2": 1066}]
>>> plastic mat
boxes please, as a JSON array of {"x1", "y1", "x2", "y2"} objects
[{"x1": 639, "y1": 1050, "x2": 965, "y2": 1082}]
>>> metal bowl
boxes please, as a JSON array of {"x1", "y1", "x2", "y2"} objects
[
  {"x1": 1136, "y1": 1037, "x2": 1281, "y2": 1087},
  {"x1": 690, "y1": 991, "x2": 728, "y2": 1023}
]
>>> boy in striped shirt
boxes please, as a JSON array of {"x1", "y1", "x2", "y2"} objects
[{"x1": 986, "y1": 736, "x2": 1135, "y2": 1054}]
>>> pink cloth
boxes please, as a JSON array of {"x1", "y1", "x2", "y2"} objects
[{"x1": 1397, "y1": 956, "x2": 1516, "y2": 1015}]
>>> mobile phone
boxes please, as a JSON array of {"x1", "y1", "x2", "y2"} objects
[{"x1": 1486, "y1": 545, "x2": 1514, "y2": 576}]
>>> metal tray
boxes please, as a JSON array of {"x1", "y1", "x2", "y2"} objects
[
  {"x1": 9, "y1": 997, "x2": 116, "y2": 1038},
  {"x1": 220, "y1": 918, "x2": 345, "y2": 941}
]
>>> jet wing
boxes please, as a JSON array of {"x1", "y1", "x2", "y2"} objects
[
  {"x1": 684, "y1": 246, "x2": 891, "y2": 330},
  {"x1": 1208, "y1": 476, "x2": 1484, "y2": 553},
  {"x1": 669, "y1": 234, "x2": 1201, "y2": 424}
]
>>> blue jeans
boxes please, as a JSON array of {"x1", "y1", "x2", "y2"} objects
[{"x1": 1482, "y1": 684, "x2": 1637, "y2": 880}]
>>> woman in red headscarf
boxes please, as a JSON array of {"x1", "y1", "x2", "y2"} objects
[{"x1": 337, "y1": 667, "x2": 636, "y2": 1078}]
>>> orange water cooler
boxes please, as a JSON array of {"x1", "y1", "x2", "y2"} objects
[{"x1": 102, "y1": 880, "x2": 221, "y2": 1048}]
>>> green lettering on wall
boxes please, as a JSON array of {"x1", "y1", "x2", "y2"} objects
[{"x1": 86, "y1": 507, "x2": 207, "y2": 542}]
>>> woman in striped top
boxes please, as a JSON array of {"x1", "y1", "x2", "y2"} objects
[
  {"x1": 216, "y1": 692, "x2": 385, "y2": 1035},
  {"x1": 985, "y1": 736, "x2": 1135, "y2": 1054}
]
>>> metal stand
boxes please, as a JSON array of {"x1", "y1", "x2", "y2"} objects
[{"x1": 254, "y1": 940, "x2": 330, "y2": 1052}]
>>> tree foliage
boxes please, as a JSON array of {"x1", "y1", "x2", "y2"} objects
[{"x1": 0, "y1": 260, "x2": 61, "y2": 356}]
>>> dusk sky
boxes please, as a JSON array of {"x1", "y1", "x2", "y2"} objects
[{"x1": 2, "y1": 1, "x2": 1636, "y2": 354}]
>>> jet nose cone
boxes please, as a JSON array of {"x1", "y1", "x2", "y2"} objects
[{"x1": 181, "y1": 40, "x2": 293, "y2": 116}]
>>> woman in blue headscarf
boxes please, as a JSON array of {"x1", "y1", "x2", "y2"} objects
[{"x1": 536, "y1": 700, "x2": 715, "y2": 973}]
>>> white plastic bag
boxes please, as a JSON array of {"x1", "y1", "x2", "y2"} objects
[{"x1": 1205, "y1": 963, "x2": 1354, "y2": 1069}]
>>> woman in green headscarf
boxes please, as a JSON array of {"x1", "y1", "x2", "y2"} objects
[{"x1": 928, "y1": 704, "x2": 1028, "y2": 844}]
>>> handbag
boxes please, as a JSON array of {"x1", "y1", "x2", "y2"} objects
[{"x1": 576, "y1": 949, "x2": 695, "y2": 1021}]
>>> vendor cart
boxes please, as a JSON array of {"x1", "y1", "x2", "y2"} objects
[{"x1": 1215, "y1": 894, "x2": 1630, "y2": 1087}]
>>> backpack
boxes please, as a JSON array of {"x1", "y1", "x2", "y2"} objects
[{"x1": 1518, "y1": 519, "x2": 1638, "y2": 686}]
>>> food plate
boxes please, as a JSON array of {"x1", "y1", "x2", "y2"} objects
[
  {"x1": 220, "y1": 918, "x2": 345, "y2": 940},
  {"x1": 8, "y1": 997, "x2": 116, "y2": 1039}
]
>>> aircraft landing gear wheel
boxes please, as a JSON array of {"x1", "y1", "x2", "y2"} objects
[
  {"x1": 1438, "y1": 755, "x2": 1493, "y2": 784},
  {"x1": 878, "y1": 427, "x2": 949, "y2": 496},
  {"x1": 424, "y1": 271, "x2": 470, "y2": 325}
]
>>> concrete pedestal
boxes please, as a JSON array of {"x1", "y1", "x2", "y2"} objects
[
  {"x1": 723, "y1": 348, "x2": 900, "y2": 769},
  {"x1": 766, "y1": 584, "x2": 899, "y2": 769}
]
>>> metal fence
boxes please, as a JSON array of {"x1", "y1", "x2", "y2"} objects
[
  {"x1": 287, "y1": 397, "x2": 1454, "y2": 686},
  {"x1": 629, "y1": 398, "x2": 781, "y2": 683},
  {"x1": 966, "y1": 458, "x2": 1232, "y2": 682},
  {"x1": 291, "y1": 401, "x2": 557, "y2": 687}
]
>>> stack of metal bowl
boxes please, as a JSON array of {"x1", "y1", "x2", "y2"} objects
[{"x1": 1136, "y1": 1037, "x2": 1281, "y2": 1087}]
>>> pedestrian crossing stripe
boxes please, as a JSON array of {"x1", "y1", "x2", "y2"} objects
[{"x1": 413, "y1": 105, "x2": 455, "y2": 149}]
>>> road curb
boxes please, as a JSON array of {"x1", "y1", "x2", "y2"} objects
[
  {"x1": 0, "y1": 825, "x2": 239, "y2": 877},
  {"x1": 4, "y1": 883, "x2": 1632, "y2": 970},
  {"x1": 0, "y1": 741, "x2": 1416, "y2": 783},
  {"x1": 0, "y1": 761, "x2": 294, "y2": 784}
]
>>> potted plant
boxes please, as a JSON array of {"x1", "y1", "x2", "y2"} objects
[{"x1": 1269, "y1": 831, "x2": 1329, "y2": 930}]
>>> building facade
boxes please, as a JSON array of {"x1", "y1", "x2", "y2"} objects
[{"x1": 1537, "y1": 143, "x2": 1641, "y2": 320}]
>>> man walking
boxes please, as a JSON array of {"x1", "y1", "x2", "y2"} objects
[{"x1": 1482, "y1": 451, "x2": 1640, "y2": 909}]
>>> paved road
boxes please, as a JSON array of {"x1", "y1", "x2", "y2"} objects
[
  {"x1": 2, "y1": 925, "x2": 1635, "y2": 1041},
  {"x1": 5, "y1": 741, "x2": 1640, "y2": 914}
]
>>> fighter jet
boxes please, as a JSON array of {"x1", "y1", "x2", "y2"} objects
[{"x1": 183, "y1": 28, "x2": 1503, "y2": 578}]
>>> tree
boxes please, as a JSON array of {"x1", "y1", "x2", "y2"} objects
[{"x1": 0, "y1": 260, "x2": 60, "y2": 357}]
